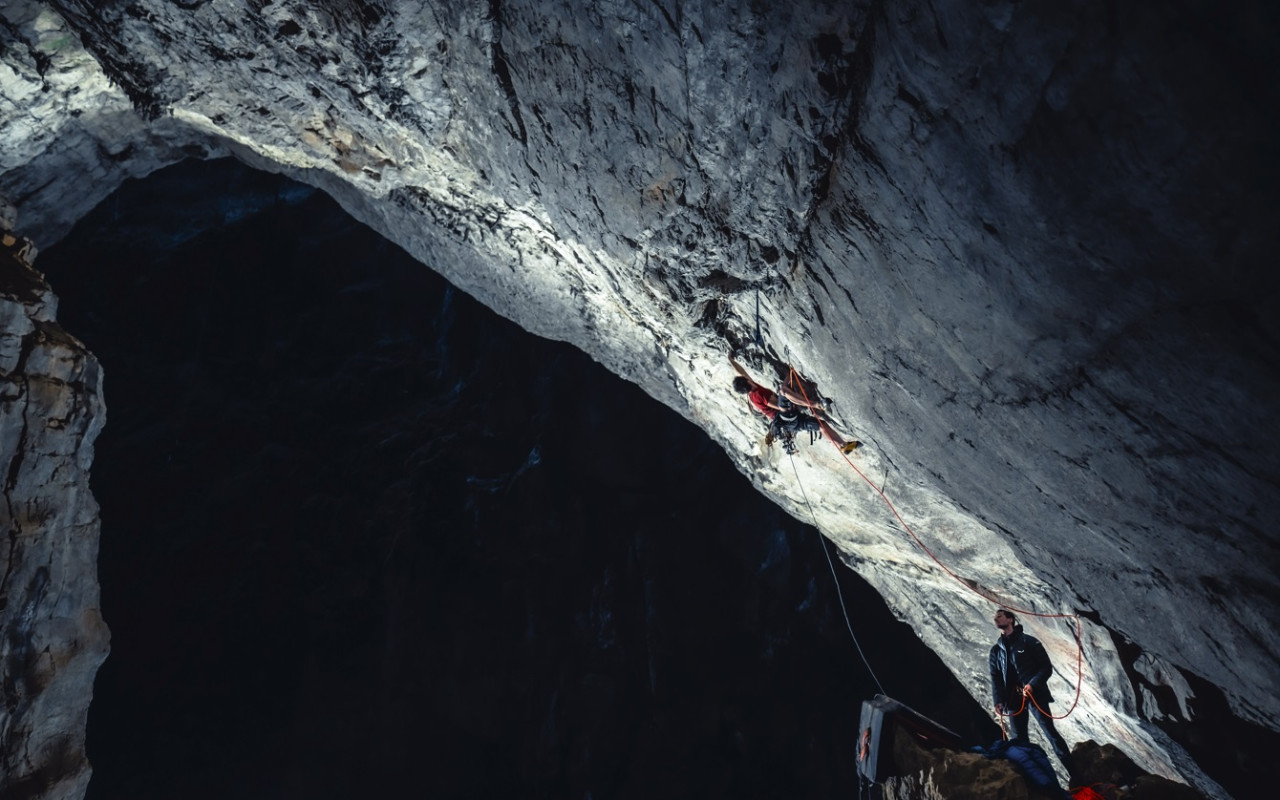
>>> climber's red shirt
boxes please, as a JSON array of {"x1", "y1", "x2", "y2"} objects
[{"x1": 748, "y1": 386, "x2": 777, "y2": 420}]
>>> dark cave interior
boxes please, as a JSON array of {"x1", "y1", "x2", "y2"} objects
[{"x1": 39, "y1": 158, "x2": 1000, "y2": 800}]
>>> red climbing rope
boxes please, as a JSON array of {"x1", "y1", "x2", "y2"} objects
[{"x1": 786, "y1": 365, "x2": 1084, "y2": 721}]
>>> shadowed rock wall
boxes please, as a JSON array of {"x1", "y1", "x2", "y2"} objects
[
  {"x1": 1, "y1": 1, "x2": 1276, "y2": 797},
  {"x1": 1, "y1": 224, "x2": 107, "y2": 800}
]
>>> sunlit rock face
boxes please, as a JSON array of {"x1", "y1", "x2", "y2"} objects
[{"x1": 1, "y1": 0, "x2": 1276, "y2": 797}]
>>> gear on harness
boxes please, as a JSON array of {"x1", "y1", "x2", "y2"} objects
[
  {"x1": 769, "y1": 421, "x2": 801, "y2": 454},
  {"x1": 766, "y1": 393, "x2": 820, "y2": 455}
]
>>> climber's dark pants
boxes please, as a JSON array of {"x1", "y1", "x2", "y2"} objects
[{"x1": 1011, "y1": 703, "x2": 1073, "y2": 773}]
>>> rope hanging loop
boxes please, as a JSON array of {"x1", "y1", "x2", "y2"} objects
[{"x1": 783, "y1": 362, "x2": 1087, "y2": 721}]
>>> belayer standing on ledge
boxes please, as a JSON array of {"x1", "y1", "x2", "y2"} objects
[
  {"x1": 730, "y1": 357, "x2": 859, "y2": 454},
  {"x1": 990, "y1": 609, "x2": 1075, "y2": 777}
]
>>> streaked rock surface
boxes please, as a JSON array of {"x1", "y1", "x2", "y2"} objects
[
  {"x1": 1, "y1": 1, "x2": 1275, "y2": 797},
  {"x1": 0, "y1": 222, "x2": 108, "y2": 800}
]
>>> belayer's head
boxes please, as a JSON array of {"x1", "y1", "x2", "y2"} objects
[
  {"x1": 732, "y1": 376, "x2": 753, "y2": 394},
  {"x1": 994, "y1": 609, "x2": 1017, "y2": 636}
]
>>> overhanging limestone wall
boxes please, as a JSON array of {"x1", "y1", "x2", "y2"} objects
[{"x1": 2, "y1": 2, "x2": 1276, "y2": 797}]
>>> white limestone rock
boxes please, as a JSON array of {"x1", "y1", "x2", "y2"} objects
[{"x1": 1, "y1": 1, "x2": 1275, "y2": 798}]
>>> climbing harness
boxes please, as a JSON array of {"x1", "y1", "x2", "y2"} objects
[
  {"x1": 772, "y1": 395, "x2": 800, "y2": 455},
  {"x1": 782, "y1": 361, "x2": 1085, "y2": 721},
  {"x1": 768, "y1": 393, "x2": 819, "y2": 455}
]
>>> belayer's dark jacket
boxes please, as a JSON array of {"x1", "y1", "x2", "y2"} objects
[{"x1": 989, "y1": 624, "x2": 1055, "y2": 707}]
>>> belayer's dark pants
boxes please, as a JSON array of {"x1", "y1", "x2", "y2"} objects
[{"x1": 1011, "y1": 703, "x2": 1073, "y2": 773}]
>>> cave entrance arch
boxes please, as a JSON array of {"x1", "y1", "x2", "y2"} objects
[{"x1": 39, "y1": 157, "x2": 991, "y2": 800}]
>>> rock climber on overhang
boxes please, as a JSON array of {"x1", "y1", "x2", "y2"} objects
[{"x1": 730, "y1": 355, "x2": 860, "y2": 454}]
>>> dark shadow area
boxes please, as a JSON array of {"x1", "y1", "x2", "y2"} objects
[
  {"x1": 42, "y1": 157, "x2": 1000, "y2": 799},
  {"x1": 1110, "y1": 631, "x2": 1276, "y2": 800}
]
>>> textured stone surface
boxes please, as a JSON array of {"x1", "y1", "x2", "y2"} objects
[
  {"x1": 0, "y1": 1, "x2": 223, "y2": 241},
  {"x1": 882, "y1": 724, "x2": 1067, "y2": 800},
  {"x1": 0, "y1": 227, "x2": 108, "y2": 800},
  {"x1": 1, "y1": 1, "x2": 1276, "y2": 797},
  {"x1": 41, "y1": 168, "x2": 1002, "y2": 797},
  {"x1": 882, "y1": 729, "x2": 1208, "y2": 800}
]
